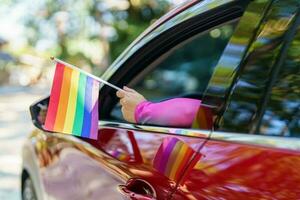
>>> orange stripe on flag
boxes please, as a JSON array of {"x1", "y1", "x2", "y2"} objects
[
  {"x1": 164, "y1": 141, "x2": 184, "y2": 179},
  {"x1": 54, "y1": 66, "x2": 72, "y2": 132},
  {"x1": 169, "y1": 144, "x2": 189, "y2": 180},
  {"x1": 174, "y1": 148, "x2": 194, "y2": 181},
  {"x1": 180, "y1": 152, "x2": 202, "y2": 183},
  {"x1": 192, "y1": 105, "x2": 214, "y2": 130},
  {"x1": 199, "y1": 108, "x2": 208, "y2": 129}
]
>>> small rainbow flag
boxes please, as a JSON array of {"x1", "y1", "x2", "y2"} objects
[
  {"x1": 109, "y1": 150, "x2": 131, "y2": 162},
  {"x1": 192, "y1": 105, "x2": 213, "y2": 130},
  {"x1": 153, "y1": 137, "x2": 202, "y2": 182},
  {"x1": 44, "y1": 61, "x2": 100, "y2": 139}
]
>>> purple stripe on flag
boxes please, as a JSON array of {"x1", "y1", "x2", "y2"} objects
[
  {"x1": 156, "y1": 137, "x2": 178, "y2": 173},
  {"x1": 112, "y1": 151, "x2": 121, "y2": 158},
  {"x1": 90, "y1": 80, "x2": 99, "y2": 139},
  {"x1": 81, "y1": 76, "x2": 93, "y2": 138}
]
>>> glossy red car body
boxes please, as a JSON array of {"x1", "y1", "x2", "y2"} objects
[{"x1": 22, "y1": 0, "x2": 300, "y2": 199}]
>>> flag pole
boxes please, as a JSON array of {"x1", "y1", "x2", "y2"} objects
[{"x1": 50, "y1": 57, "x2": 124, "y2": 91}]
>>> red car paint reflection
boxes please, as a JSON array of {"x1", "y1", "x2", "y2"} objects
[
  {"x1": 173, "y1": 140, "x2": 300, "y2": 199},
  {"x1": 32, "y1": 127, "x2": 207, "y2": 200}
]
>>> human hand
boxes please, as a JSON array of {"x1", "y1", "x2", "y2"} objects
[{"x1": 116, "y1": 86, "x2": 146, "y2": 123}]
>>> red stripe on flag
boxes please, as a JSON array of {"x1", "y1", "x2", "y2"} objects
[
  {"x1": 53, "y1": 66, "x2": 72, "y2": 132},
  {"x1": 180, "y1": 152, "x2": 202, "y2": 183},
  {"x1": 45, "y1": 63, "x2": 65, "y2": 131},
  {"x1": 204, "y1": 107, "x2": 213, "y2": 129},
  {"x1": 173, "y1": 148, "x2": 194, "y2": 181}
]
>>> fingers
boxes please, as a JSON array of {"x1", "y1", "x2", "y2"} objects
[
  {"x1": 116, "y1": 86, "x2": 136, "y2": 99},
  {"x1": 120, "y1": 98, "x2": 126, "y2": 106},
  {"x1": 123, "y1": 86, "x2": 136, "y2": 93},
  {"x1": 116, "y1": 89, "x2": 126, "y2": 98}
]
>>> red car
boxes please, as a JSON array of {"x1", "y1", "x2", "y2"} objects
[{"x1": 22, "y1": 0, "x2": 300, "y2": 199}]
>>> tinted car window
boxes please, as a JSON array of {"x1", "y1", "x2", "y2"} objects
[
  {"x1": 218, "y1": 0, "x2": 300, "y2": 136},
  {"x1": 257, "y1": 25, "x2": 300, "y2": 137},
  {"x1": 133, "y1": 20, "x2": 238, "y2": 101},
  {"x1": 111, "y1": 20, "x2": 238, "y2": 122}
]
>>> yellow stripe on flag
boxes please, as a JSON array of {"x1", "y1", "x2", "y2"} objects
[
  {"x1": 164, "y1": 142, "x2": 183, "y2": 178},
  {"x1": 169, "y1": 144, "x2": 188, "y2": 180},
  {"x1": 63, "y1": 70, "x2": 80, "y2": 133}
]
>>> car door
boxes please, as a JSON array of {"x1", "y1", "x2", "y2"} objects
[
  {"x1": 172, "y1": 0, "x2": 300, "y2": 199},
  {"x1": 95, "y1": 12, "x2": 242, "y2": 200}
]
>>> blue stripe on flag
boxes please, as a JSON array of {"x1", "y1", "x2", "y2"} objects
[{"x1": 81, "y1": 76, "x2": 93, "y2": 138}]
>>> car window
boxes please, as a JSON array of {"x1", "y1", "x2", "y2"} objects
[
  {"x1": 256, "y1": 24, "x2": 300, "y2": 137},
  {"x1": 133, "y1": 20, "x2": 238, "y2": 101},
  {"x1": 101, "y1": 0, "x2": 241, "y2": 82},
  {"x1": 110, "y1": 20, "x2": 239, "y2": 123},
  {"x1": 217, "y1": 0, "x2": 300, "y2": 136}
]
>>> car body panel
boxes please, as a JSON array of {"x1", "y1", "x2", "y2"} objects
[
  {"x1": 23, "y1": 124, "x2": 210, "y2": 199},
  {"x1": 25, "y1": 130, "x2": 125, "y2": 200},
  {"x1": 93, "y1": 125, "x2": 209, "y2": 199},
  {"x1": 174, "y1": 135, "x2": 300, "y2": 199},
  {"x1": 22, "y1": 130, "x2": 47, "y2": 200}
]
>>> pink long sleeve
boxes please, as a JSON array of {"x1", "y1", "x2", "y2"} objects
[{"x1": 134, "y1": 98, "x2": 201, "y2": 127}]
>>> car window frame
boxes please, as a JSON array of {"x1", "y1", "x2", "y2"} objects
[
  {"x1": 100, "y1": 0, "x2": 242, "y2": 82},
  {"x1": 99, "y1": 1, "x2": 248, "y2": 125},
  {"x1": 106, "y1": 18, "x2": 241, "y2": 124}
]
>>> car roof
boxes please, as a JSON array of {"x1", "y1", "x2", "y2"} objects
[{"x1": 136, "y1": 0, "x2": 201, "y2": 42}]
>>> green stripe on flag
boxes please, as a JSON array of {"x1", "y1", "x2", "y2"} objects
[{"x1": 72, "y1": 73, "x2": 87, "y2": 136}]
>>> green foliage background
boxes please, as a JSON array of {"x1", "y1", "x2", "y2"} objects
[{"x1": 15, "y1": 1, "x2": 171, "y2": 71}]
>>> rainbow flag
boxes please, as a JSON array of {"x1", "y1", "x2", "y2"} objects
[
  {"x1": 109, "y1": 150, "x2": 131, "y2": 162},
  {"x1": 44, "y1": 62, "x2": 100, "y2": 139},
  {"x1": 153, "y1": 137, "x2": 202, "y2": 182},
  {"x1": 192, "y1": 105, "x2": 213, "y2": 130}
]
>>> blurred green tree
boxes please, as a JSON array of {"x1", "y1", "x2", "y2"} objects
[{"x1": 21, "y1": 0, "x2": 171, "y2": 75}]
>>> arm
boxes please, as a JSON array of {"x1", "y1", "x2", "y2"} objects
[
  {"x1": 116, "y1": 87, "x2": 201, "y2": 127},
  {"x1": 135, "y1": 98, "x2": 201, "y2": 127}
]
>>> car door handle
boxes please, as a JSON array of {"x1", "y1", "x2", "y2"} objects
[{"x1": 118, "y1": 178, "x2": 157, "y2": 200}]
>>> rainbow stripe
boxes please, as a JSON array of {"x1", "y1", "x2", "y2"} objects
[
  {"x1": 192, "y1": 105, "x2": 213, "y2": 130},
  {"x1": 153, "y1": 137, "x2": 202, "y2": 182},
  {"x1": 110, "y1": 150, "x2": 131, "y2": 162},
  {"x1": 45, "y1": 62, "x2": 99, "y2": 139}
]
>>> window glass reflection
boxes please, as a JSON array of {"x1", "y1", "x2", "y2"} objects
[
  {"x1": 219, "y1": 0, "x2": 299, "y2": 135},
  {"x1": 134, "y1": 21, "x2": 238, "y2": 101},
  {"x1": 258, "y1": 25, "x2": 300, "y2": 137}
]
